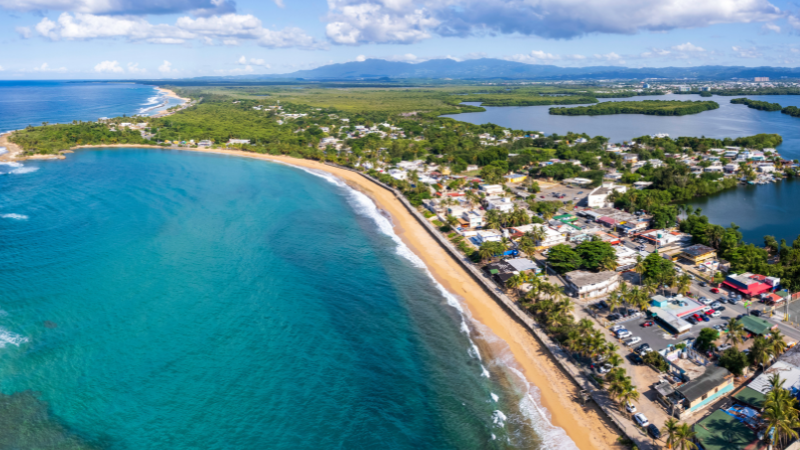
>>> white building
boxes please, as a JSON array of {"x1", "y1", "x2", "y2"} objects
[
  {"x1": 586, "y1": 183, "x2": 627, "y2": 208},
  {"x1": 227, "y1": 139, "x2": 250, "y2": 145},
  {"x1": 758, "y1": 163, "x2": 776, "y2": 173},
  {"x1": 485, "y1": 197, "x2": 514, "y2": 213},
  {"x1": 724, "y1": 163, "x2": 739, "y2": 173},
  {"x1": 388, "y1": 169, "x2": 407, "y2": 181},
  {"x1": 614, "y1": 245, "x2": 639, "y2": 271},
  {"x1": 480, "y1": 184, "x2": 504, "y2": 195},
  {"x1": 462, "y1": 210, "x2": 486, "y2": 228},
  {"x1": 564, "y1": 270, "x2": 621, "y2": 299},
  {"x1": 475, "y1": 230, "x2": 503, "y2": 245},
  {"x1": 512, "y1": 224, "x2": 566, "y2": 249},
  {"x1": 633, "y1": 181, "x2": 653, "y2": 190}
]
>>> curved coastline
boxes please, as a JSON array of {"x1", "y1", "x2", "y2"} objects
[{"x1": 21, "y1": 145, "x2": 620, "y2": 449}]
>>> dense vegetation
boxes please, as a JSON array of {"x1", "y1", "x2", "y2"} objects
[
  {"x1": 782, "y1": 106, "x2": 800, "y2": 118},
  {"x1": 549, "y1": 100, "x2": 719, "y2": 116},
  {"x1": 730, "y1": 98, "x2": 783, "y2": 111},
  {"x1": 10, "y1": 122, "x2": 147, "y2": 154}
]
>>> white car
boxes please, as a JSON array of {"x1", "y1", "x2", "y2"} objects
[
  {"x1": 611, "y1": 324, "x2": 625, "y2": 332},
  {"x1": 596, "y1": 364, "x2": 612, "y2": 374},
  {"x1": 625, "y1": 336, "x2": 642, "y2": 346},
  {"x1": 711, "y1": 311, "x2": 722, "y2": 318},
  {"x1": 710, "y1": 301, "x2": 721, "y2": 309},
  {"x1": 717, "y1": 344, "x2": 732, "y2": 352},
  {"x1": 625, "y1": 402, "x2": 637, "y2": 413},
  {"x1": 617, "y1": 330, "x2": 632, "y2": 339},
  {"x1": 633, "y1": 413, "x2": 649, "y2": 427},
  {"x1": 640, "y1": 347, "x2": 653, "y2": 355}
]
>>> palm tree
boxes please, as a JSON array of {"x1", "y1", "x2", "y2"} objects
[
  {"x1": 517, "y1": 237, "x2": 536, "y2": 257},
  {"x1": 676, "y1": 273, "x2": 692, "y2": 297},
  {"x1": 600, "y1": 254, "x2": 617, "y2": 272},
  {"x1": 662, "y1": 418, "x2": 679, "y2": 449},
  {"x1": 706, "y1": 225, "x2": 724, "y2": 249},
  {"x1": 725, "y1": 318, "x2": 745, "y2": 349},
  {"x1": 617, "y1": 386, "x2": 639, "y2": 416},
  {"x1": 633, "y1": 254, "x2": 645, "y2": 286},
  {"x1": 763, "y1": 387, "x2": 800, "y2": 448},
  {"x1": 750, "y1": 336, "x2": 774, "y2": 369},
  {"x1": 607, "y1": 291, "x2": 623, "y2": 316},
  {"x1": 526, "y1": 226, "x2": 546, "y2": 247},
  {"x1": 769, "y1": 373, "x2": 787, "y2": 391},
  {"x1": 505, "y1": 274, "x2": 525, "y2": 294},
  {"x1": 485, "y1": 209, "x2": 501, "y2": 230},
  {"x1": 607, "y1": 353, "x2": 623, "y2": 368},
  {"x1": 673, "y1": 423, "x2": 698, "y2": 450},
  {"x1": 769, "y1": 329, "x2": 788, "y2": 357}
]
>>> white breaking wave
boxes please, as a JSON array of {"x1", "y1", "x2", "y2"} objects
[
  {"x1": 491, "y1": 392, "x2": 499, "y2": 402},
  {"x1": 0, "y1": 162, "x2": 38, "y2": 175},
  {"x1": 0, "y1": 162, "x2": 23, "y2": 168},
  {"x1": 1, "y1": 214, "x2": 28, "y2": 220},
  {"x1": 288, "y1": 164, "x2": 578, "y2": 449},
  {"x1": 9, "y1": 166, "x2": 38, "y2": 175},
  {"x1": 0, "y1": 327, "x2": 29, "y2": 348}
]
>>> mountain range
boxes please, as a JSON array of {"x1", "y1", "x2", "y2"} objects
[{"x1": 190, "y1": 58, "x2": 800, "y2": 81}]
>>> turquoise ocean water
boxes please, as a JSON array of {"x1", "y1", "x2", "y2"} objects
[
  {"x1": 0, "y1": 81, "x2": 183, "y2": 133},
  {"x1": 0, "y1": 149, "x2": 576, "y2": 449}
]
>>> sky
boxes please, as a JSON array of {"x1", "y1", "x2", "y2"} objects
[{"x1": 2, "y1": 0, "x2": 800, "y2": 79}]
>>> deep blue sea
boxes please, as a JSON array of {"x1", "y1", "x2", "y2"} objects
[
  {"x1": 0, "y1": 81, "x2": 182, "y2": 133},
  {"x1": 0, "y1": 149, "x2": 575, "y2": 449}
]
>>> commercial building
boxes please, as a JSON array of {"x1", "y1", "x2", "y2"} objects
[
  {"x1": 480, "y1": 184, "x2": 504, "y2": 195},
  {"x1": 503, "y1": 173, "x2": 527, "y2": 183},
  {"x1": 562, "y1": 177, "x2": 594, "y2": 188},
  {"x1": 680, "y1": 244, "x2": 717, "y2": 264},
  {"x1": 647, "y1": 295, "x2": 704, "y2": 334},
  {"x1": 739, "y1": 315, "x2": 776, "y2": 336},
  {"x1": 563, "y1": 270, "x2": 620, "y2": 299},
  {"x1": 676, "y1": 365, "x2": 734, "y2": 414},
  {"x1": 723, "y1": 272, "x2": 779, "y2": 297},
  {"x1": 586, "y1": 183, "x2": 627, "y2": 208}
]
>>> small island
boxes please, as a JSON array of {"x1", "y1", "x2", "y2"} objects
[
  {"x1": 548, "y1": 100, "x2": 720, "y2": 116},
  {"x1": 730, "y1": 98, "x2": 782, "y2": 111}
]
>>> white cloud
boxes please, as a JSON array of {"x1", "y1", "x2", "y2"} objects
[
  {"x1": 355, "y1": 54, "x2": 366, "y2": 61},
  {"x1": 274, "y1": 0, "x2": 285, "y2": 7},
  {"x1": 15, "y1": 26, "x2": 32, "y2": 38},
  {"x1": 32, "y1": 12, "x2": 324, "y2": 49},
  {"x1": 731, "y1": 45, "x2": 762, "y2": 58},
  {"x1": 325, "y1": 0, "x2": 782, "y2": 44},
  {"x1": 762, "y1": 23, "x2": 780, "y2": 33},
  {"x1": 0, "y1": 0, "x2": 236, "y2": 16},
  {"x1": 595, "y1": 52, "x2": 624, "y2": 62},
  {"x1": 237, "y1": 56, "x2": 270, "y2": 68},
  {"x1": 127, "y1": 62, "x2": 147, "y2": 73},
  {"x1": 671, "y1": 42, "x2": 705, "y2": 52},
  {"x1": 158, "y1": 60, "x2": 173, "y2": 73},
  {"x1": 33, "y1": 62, "x2": 67, "y2": 72},
  {"x1": 504, "y1": 50, "x2": 561, "y2": 63},
  {"x1": 94, "y1": 60, "x2": 124, "y2": 73}
]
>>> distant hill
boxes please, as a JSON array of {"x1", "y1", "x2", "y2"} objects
[{"x1": 189, "y1": 58, "x2": 800, "y2": 81}]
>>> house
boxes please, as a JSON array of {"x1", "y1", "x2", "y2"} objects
[
  {"x1": 614, "y1": 245, "x2": 639, "y2": 271},
  {"x1": 562, "y1": 177, "x2": 594, "y2": 188},
  {"x1": 197, "y1": 140, "x2": 213, "y2": 148},
  {"x1": 462, "y1": 210, "x2": 485, "y2": 228},
  {"x1": 724, "y1": 163, "x2": 739, "y2": 173},
  {"x1": 633, "y1": 181, "x2": 653, "y2": 190},
  {"x1": 504, "y1": 173, "x2": 527, "y2": 183},
  {"x1": 475, "y1": 230, "x2": 503, "y2": 245},
  {"x1": 388, "y1": 169, "x2": 407, "y2": 181},
  {"x1": 480, "y1": 184, "x2": 504, "y2": 195},
  {"x1": 563, "y1": 270, "x2": 621, "y2": 299},
  {"x1": 586, "y1": 183, "x2": 627, "y2": 208},
  {"x1": 603, "y1": 172, "x2": 623, "y2": 181},
  {"x1": 676, "y1": 365, "x2": 733, "y2": 414},
  {"x1": 511, "y1": 224, "x2": 565, "y2": 249},
  {"x1": 680, "y1": 244, "x2": 717, "y2": 265},
  {"x1": 227, "y1": 138, "x2": 251, "y2": 145},
  {"x1": 623, "y1": 154, "x2": 639, "y2": 164},
  {"x1": 485, "y1": 197, "x2": 514, "y2": 213},
  {"x1": 758, "y1": 163, "x2": 775, "y2": 173},
  {"x1": 704, "y1": 164, "x2": 724, "y2": 173}
]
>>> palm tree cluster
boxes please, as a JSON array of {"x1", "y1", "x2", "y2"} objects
[
  {"x1": 662, "y1": 418, "x2": 698, "y2": 450},
  {"x1": 750, "y1": 329, "x2": 789, "y2": 369},
  {"x1": 606, "y1": 283, "x2": 653, "y2": 316},
  {"x1": 606, "y1": 367, "x2": 640, "y2": 413},
  {"x1": 763, "y1": 374, "x2": 800, "y2": 449},
  {"x1": 484, "y1": 206, "x2": 532, "y2": 230}
]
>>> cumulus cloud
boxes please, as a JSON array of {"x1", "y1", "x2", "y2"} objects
[
  {"x1": 127, "y1": 62, "x2": 147, "y2": 73},
  {"x1": 761, "y1": 22, "x2": 780, "y2": 33},
  {"x1": 237, "y1": 55, "x2": 270, "y2": 67},
  {"x1": 671, "y1": 42, "x2": 705, "y2": 52},
  {"x1": 33, "y1": 62, "x2": 67, "y2": 72},
  {"x1": 158, "y1": 60, "x2": 173, "y2": 73},
  {"x1": 32, "y1": 12, "x2": 324, "y2": 48},
  {"x1": 15, "y1": 26, "x2": 31, "y2": 38},
  {"x1": 274, "y1": 0, "x2": 285, "y2": 7},
  {"x1": 325, "y1": 0, "x2": 782, "y2": 44},
  {"x1": 0, "y1": 0, "x2": 235, "y2": 16},
  {"x1": 94, "y1": 60, "x2": 124, "y2": 73}
]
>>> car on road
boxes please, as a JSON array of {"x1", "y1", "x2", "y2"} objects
[
  {"x1": 715, "y1": 305, "x2": 726, "y2": 312},
  {"x1": 633, "y1": 413, "x2": 649, "y2": 427},
  {"x1": 646, "y1": 424, "x2": 661, "y2": 439},
  {"x1": 711, "y1": 287, "x2": 720, "y2": 294},
  {"x1": 700, "y1": 281, "x2": 707, "y2": 287},
  {"x1": 625, "y1": 402, "x2": 636, "y2": 413},
  {"x1": 641, "y1": 321, "x2": 654, "y2": 328},
  {"x1": 596, "y1": 363, "x2": 612, "y2": 374},
  {"x1": 751, "y1": 310, "x2": 762, "y2": 317},
  {"x1": 626, "y1": 336, "x2": 642, "y2": 346},
  {"x1": 710, "y1": 301, "x2": 721, "y2": 309}
]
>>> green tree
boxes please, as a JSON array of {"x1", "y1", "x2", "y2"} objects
[
  {"x1": 575, "y1": 239, "x2": 617, "y2": 272},
  {"x1": 674, "y1": 423, "x2": 698, "y2": 450},
  {"x1": 726, "y1": 318, "x2": 745, "y2": 349},
  {"x1": 546, "y1": 244, "x2": 583, "y2": 274},
  {"x1": 719, "y1": 348, "x2": 749, "y2": 376},
  {"x1": 695, "y1": 328, "x2": 720, "y2": 352}
]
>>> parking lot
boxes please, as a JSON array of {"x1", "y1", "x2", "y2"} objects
[{"x1": 537, "y1": 183, "x2": 589, "y2": 205}]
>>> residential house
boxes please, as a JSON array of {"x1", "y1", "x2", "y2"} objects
[
  {"x1": 503, "y1": 173, "x2": 527, "y2": 183},
  {"x1": 633, "y1": 181, "x2": 653, "y2": 190},
  {"x1": 680, "y1": 244, "x2": 717, "y2": 265},
  {"x1": 623, "y1": 154, "x2": 639, "y2": 164},
  {"x1": 485, "y1": 196, "x2": 514, "y2": 213},
  {"x1": 724, "y1": 163, "x2": 739, "y2": 173},
  {"x1": 586, "y1": 183, "x2": 627, "y2": 208},
  {"x1": 227, "y1": 138, "x2": 251, "y2": 145},
  {"x1": 758, "y1": 163, "x2": 775, "y2": 173},
  {"x1": 676, "y1": 365, "x2": 734, "y2": 415},
  {"x1": 480, "y1": 184, "x2": 504, "y2": 195},
  {"x1": 510, "y1": 224, "x2": 566, "y2": 249},
  {"x1": 563, "y1": 270, "x2": 621, "y2": 299},
  {"x1": 462, "y1": 210, "x2": 486, "y2": 229},
  {"x1": 475, "y1": 230, "x2": 503, "y2": 245},
  {"x1": 388, "y1": 169, "x2": 408, "y2": 181}
]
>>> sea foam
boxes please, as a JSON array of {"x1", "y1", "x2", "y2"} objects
[
  {"x1": 1, "y1": 213, "x2": 28, "y2": 220},
  {"x1": 0, "y1": 327, "x2": 29, "y2": 348}
]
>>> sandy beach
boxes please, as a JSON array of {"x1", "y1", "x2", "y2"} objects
[
  {"x1": 155, "y1": 87, "x2": 190, "y2": 103},
  {"x1": 7, "y1": 144, "x2": 622, "y2": 448}
]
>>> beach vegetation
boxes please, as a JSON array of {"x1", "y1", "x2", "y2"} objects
[
  {"x1": 642, "y1": 351, "x2": 669, "y2": 372},
  {"x1": 730, "y1": 98, "x2": 783, "y2": 111}
]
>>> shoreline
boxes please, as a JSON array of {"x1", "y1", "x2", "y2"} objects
[
  {"x1": 154, "y1": 87, "x2": 190, "y2": 103},
  {"x1": 43, "y1": 145, "x2": 620, "y2": 449}
]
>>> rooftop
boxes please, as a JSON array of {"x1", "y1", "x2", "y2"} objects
[
  {"x1": 677, "y1": 365, "x2": 731, "y2": 403},
  {"x1": 564, "y1": 270, "x2": 618, "y2": 287},
  {"x1": 682, "y1": 244, "x2": 716, "y2": 257},
  {"x1": 694, "y1": 409, "x2": 758, "y2": 450},
  {"x1": 739, "y1": 315, "x2": 774, "y2": 335}
]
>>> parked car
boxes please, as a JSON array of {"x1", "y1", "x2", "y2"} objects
[
  {"x1": 646, "y1": 424, "x2": 661, "y2": 439},
  {"x1": 710, "y1": 301, "x2": 721, "y2": 309},
  {"x1": 715, "y1": 305, "x2": 726, "y2": 312},
  {"x1": 625, "y1": 402, "x2": 636, "y2": 413},
  {"x1": 705, "y1": 309, "x2": 715, "y2": 315},
  {"x1": 617, "y1": 330, "x2": 633, "y2": 339},
  {"x1": 751, "y1": 310, "x2": 762, "y2": 317},
  {"x1": 596, "y1": 363, "x2": 612, "y2": 374},
  {"x1": 699, "y1": 297, "x2": 713, "y2": 305},
  {"x1": 633, "y1": 413, "x2": 649, "y2": 427},
  {"x1": 635, "y1": 343, "x2": 651, "y2": 354},
  {"x1": 628, "y1": 353, "x2": 644, "y2": 365},
  {"x1": 611, "y1": 324, "x2": 624, "y2": 332},
  {"x1": 711, "y1": 310, "x2": 722, "y2": 318},
  {"x1": 626, "y1": 336, "x2": 642, "y2": 346},
  {"x1": 607, "y1": 313, "x2": 621, "y2": 321},
  {"x1": 727, "y1": 297, "x2": 737, "y2": 305},
  {"x1": 597, "y1": 300, "x2": 608, "y2": 309},
  {"x1": 686, "y1": 317, "x2": 698, "y2": 325},
  {"x1": 710, "y1": 287, "x2": 720, "y2": 294},
  {"x1": 641, "y1": 321, "x2": 654, "y2": 328},
  {"x1": 700, "y1": 314, "x2": 710, "y2": 322},
  {"x1": 717, "y1": 343, "x2": 733, "y2": 352}
]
